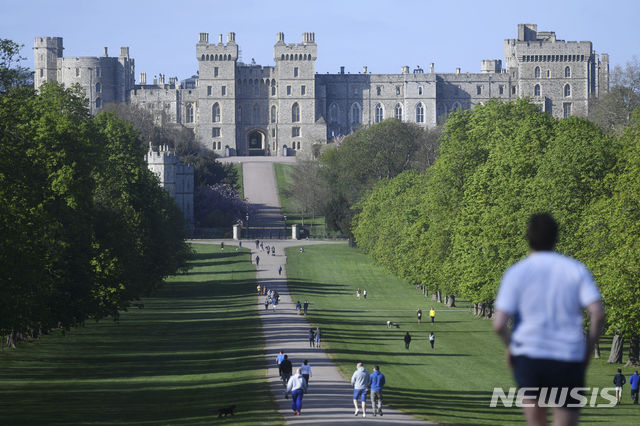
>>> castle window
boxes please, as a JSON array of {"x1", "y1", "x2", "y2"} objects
[
  {"x1": 375, "y1": 103, "x2": 384, "y2": 123},
  {"x1": 563, "y1": 102, "x2": 572, "y2": 118},
  {"x1": 547, "y1": 70, "x2": 550, "y2": 78},
  {"x1": 253, "y1": 104, "x2": 260, "y2": 123},
  {"x1": 207, "y1": 86, "x2": 212, "y2": 96},
  {"x1": 564, "y1": 84, "x2": 571, "y2": 97},
  {"x1": 534, "y1": 84, "x2": 541, "y2": 97},
  {"x1": 186, "y1": 104, "x2": 194, "y2": 123},
  {"x1": 292, "y1": 127, "x2": 300, "y2": 137},
  {"x1": 415, "y1": 103, "x2": 424, "y2": 123},
  {"x1": 214, "y1": 67, "x2": 219, "y2": 77},
  {"x1": 76, "y1": 68, "x2": 80, "y2": 77},
  {"x1": 272, "y1": 86, "x2": 276, "y2": 96},
  {"x1": 294, "y1": 67, "x2": 299, "y2": 77},
  {"x1": 512, "y1": 86, "x2": 516, "y2": 95},
  {"x1": 212, "y1": 103, "x2": 221, "y2": 122},
  {"x1": 396, "y1": 86, "x2": 401, "y2": 95},
  {"x1": 329, "y1": 103, "x2": 339, "y2": 123},
  {"x1": 271, "y1": 105, "x2": 277, "y2": 123},
  {"x1": 565, "y1": 66, "x2": 571, "y2": 78},
  {"x1": 418, "y1": 86, "x2": 423, "y2": 95},
  {"x1": 40, "y1": 69, "x2": 43, "y2": 78},
  {"x1": 376, "y1": 86, "x2": 382, "y2": 96},
  {"x1": 301, "y1": 85, "x2": 306, "y2": 95},
  {"x1": 95, "y1": 82, "x2": 101, "y2": 93},
  {"x1": 297, "y1": 141, "x2": 301, "y2": 150},
  {"x1": 292, "y1": 103, "x2": 300, "y2": 122},
  {"x1": 351, "y1": 103, "x2": 362, "y2": 125},
  {"x1": 353, "y1": 86, "x2": 359, "y2": 95},
  {"x1": 281, "y1": 54, "x2": 285, "y2": 60},
  {"x1": 222, "y1": 86, "x2": 226, "y2": 96},
  {"x1": 254, "y1": 86, "x2": 259, "y2": 96},
  {"x1": 476, "y1": 85, "x2": 482, "y2": 95},
  {"x1": 499, "y1": 85, "x2": 504, "y2": 95},
  {"x1": 212, "y1": 127, "x2": 221, "y2": 137},
  {"x1": 287, "y1": 85, "x2": 292, "y2": 95},
  {"x1": 96, "y1": 68, "x2": 101, "y2": 77},
  {"x1": 535, "y1": 66, "x2": 540, "y2": 78},
  {"x1": 394, "y1": 103, "x2": 403, "y2": 120},
  {"x1": 95, "y1": 98, "x2": 102, "y2": 109},
  {"x1": 237, "y1": 107, "x2": 242, "y2": 123},
  {"x1": 272, "y1": 128, "x2": 276, "y2": 137}
]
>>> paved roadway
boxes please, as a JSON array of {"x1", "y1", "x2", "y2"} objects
[{"x1": 208, "y1": 156, "x2": 434, "y2": 424}]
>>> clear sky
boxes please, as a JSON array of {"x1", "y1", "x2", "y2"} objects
[{"x1": 5, "y1": 0, "x2": 639, "y2": 83}]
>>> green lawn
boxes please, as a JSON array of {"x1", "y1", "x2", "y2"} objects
[
  {"x1": 285, "y1": 243, "x2": 638, "y2": 425},
  {"x1": 233, "y1": 162, "x2": 244, "y2": 198},
  {"x1": 0, "y1": 244, "x2": 283, "y2": 425}
]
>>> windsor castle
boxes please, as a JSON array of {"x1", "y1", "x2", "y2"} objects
[{"x1": 34, "y1": 24, "x2": 609, "y2": 157}]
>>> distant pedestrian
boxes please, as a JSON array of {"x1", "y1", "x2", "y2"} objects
[
  {"x1": 285, "y1": 367, "x2": 308, "y2": 415},
  {"x1": 429, "y1": 332, "x2": 435, "y2": 349},
  {"x1": 417, "y1": 309, "x2": 422, "y2": 324},
  {"x1": 255, "y1": 239, "x2": 259, "y2": 249},
  {"x1": 260, "y1": 242, "x2": 264, "y2": 251},
  {"x1": 280, "y1": 354, "x2": 293, "y2": 386},
  {"x1": 257, "y1": 284, "x2": 261, "y2": 295},
  {"x1": 303, "y1": 300, "x2": 309, "y2": 315},
  {"x1": 429, "y1": 307, "x2": 436, "y2": 323},
  {"x1": 363, "y1": 289, "x2": 367, "y2": 299},
  {"x1": 276, "y1": 350, "x2": 285, "y2": 365},
  {"x1": 351, "y1": 362, "x2": 371, "y2": 418},
  {"x1": 300, "y1": 360, "x2": 312, "y2": 384},
  {"x1": 356, "y1": 288, "x2": 361, "y2": 299},
  {"x1": 272, "y1": 297, "x2": 278, "y2": 311},
  {"x1": 220, "y1": 241, "x2": 224, "y2": 250},
  {"x1": 278, "y1": 265, "x2": 282, "y2": 276},
  {"x1": 614, "y1": 368, "x2": 626, "y2": 404},
  {"x1": 370, "y1": 365, "x2": 386, "y2": 417},
  {"x1": 255, "y1": 255, "x2": 260, "y2": 267},
  {"x1": 238, "y1": 241, "x2": 242, "y2": 249},
  {"x1": 315, "y1": 332, "x2": 321, "y2": 348},
  {"x1": 308, "y1": 328, "x2": 316, "y2": 347},
  {"x1": 629, "y1": 370, "x2": 639, "y2": 404},
  {"x1": 264, "y1": 297, "x2": 269, "y2": 310},
  {"x1": 404, "y1": 331, "x2": 412, "y2": 350},
  {"x1": 296, "y1": 300, "x2": 301, "y2": 314}
]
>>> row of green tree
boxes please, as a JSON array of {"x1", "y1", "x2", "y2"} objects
[
  {"x1": 351, "y1": 98, "x2": 640, "y2": 364},
  {"x1": 0, "y1": 81, "x2": 193, "y2": 348}
]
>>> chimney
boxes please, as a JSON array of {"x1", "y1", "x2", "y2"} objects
[
  {"x1": 363, "y1": 66, "x2": 367, "y2": 74},
  {"x1": 430, "y1": 63, "x2": 434, "y2": 73},
  {"x1": 219, "y1": 34, "x2": 223, "y2": 44},
  {"x1": 340, "y1": 66, "x2": 345, "y2": 74},
  {"x1": 228, "y1": 32, "x2": 235, "y2": 43},
  {"x1": 153, "y1": 75, "x2": 158, "y2": 85},
  {"x1": 199, "y1": 33, "x2": 209, "y2": 44},
  {"x1": 277, "y1": 32, "x2": 285, "y2": 43},
  {"x1": 456, "y1": 67, "x2": 461, "y2": 74},
  {"x1": 140, "y1": 72, "x2": 146, "y2": 85},
  {"x1": 120, "y1": 47, "x2": 129, "y2": 58},
  {"x1": 104, "y1": 47, "x2": 108, "y2": 57}
]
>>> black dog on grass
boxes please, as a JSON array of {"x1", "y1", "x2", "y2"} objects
[{"x1": 217, "y1": 405, "x2": 236, "y2": 417}]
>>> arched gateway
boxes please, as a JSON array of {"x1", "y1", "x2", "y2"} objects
[{"x1": 247, "y1": 129, "x2": 267, "y2": 156}]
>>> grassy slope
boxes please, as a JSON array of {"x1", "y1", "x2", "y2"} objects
[
  {"x1": 285, "y1": 243, "x2": 638, "y2": 425},
  {"x1": 0, "y1": 244, "x2": 283, "y2": 426},
  {"x1": 233, "y1": 162, "x2": 244, "y2": 199}
]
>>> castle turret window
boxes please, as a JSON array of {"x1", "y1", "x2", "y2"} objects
[
  {"x1": 565, "y1": 66, "x2": 571, "y2": 78},
  {"x1": 396, "y1": 86, "x2": 401, "y2": 96},
  {"x1": 287, "y1": 85, "x2": 291, "y2": 95},
  {"x1": 376, "y1": 86, "x2": 382, "y2": 96},
  {"x1": 534, "y1": 66, "x2": 540, "y2": 78},
  {"x1": 294, "y1": 67, "x2": 299, "y2": 77},
  {"x1": 375, "y1": 103, "x2": 384, "y2": 123},
  {"x1": 292, "y1": 103, "x2": 300, "y2": 122},
  {"x1": 271, "y1": 86, "x2": 276, "y2": 96},
  {"x1": 351, "y1": 103, "x2": 361, "y2": 125},
  {"x1": 95, "y1": 98, "x2": 102, "y2": 109},
  {"x1": 301, "y1": 85, "x2": 306, "y2": 95},
  {"x1": 212, "y1": 103, "x2": 221, "y2": 122},
  {"x1": 214, "y1": 67, "x2": 219, "y2": 77},
  {"x1": 95, "y1": 82, "x2": 101, "y2": 93},
  {"x1": 207, "y1": 86, "x2": 212, "y2": 96},
  {"x1": 564, "y1": 84, "x2": 571, "y2": 97},
  {"x1": 534, "y1": 84, "x2": 541, "y2": 97},
  {"x1": 212, "y1": 127, "x2": 221, "y2": 137},
  {"x1": 271, "y1": 105, "x2": 277, "y2": 123},
  {"x1": 394, "y1": 103, "x2": 403, "y2": 120},
  {"x1": 476, "y1": 85, "x2": 482, "y2": 95},
  {"x1": 415, "y1": 103, "x2": 424, "y2": 123},
  {"x1": 329, "y1": 103, "x2": 338, "y2": 123},
  {"x1": 222, "y1": 86, "x2": 226, "y2": 96},
  {"x1": 253, "y1": 104, "x2": 260, "y2": 123},
  {"x1": 418, "y1": 86, "x2": 423, "y2": 95},
  {"x1": 292, "y1": 127, "x2": 300, "y2": 137},
  {"x1": 237, "y1": 107, "x2": 242, "y2": 123},
  {"x1": 186, "y1": 104, "x2": 194, "y2": 123},
  {"x1": 563, "y1": 102, "x2": 572, "y2": 118}
]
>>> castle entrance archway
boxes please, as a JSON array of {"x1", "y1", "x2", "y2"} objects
[{"x1": 247, "y1": 129, "x2": 266, "y2": 156}]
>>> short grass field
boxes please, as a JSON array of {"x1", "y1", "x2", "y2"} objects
[
  {"x1": 285, "y1": 243, "x2": 639, "y2": 425},
  {"x1": 0, "y1": 244, "x2": 283, "y2": 425}
]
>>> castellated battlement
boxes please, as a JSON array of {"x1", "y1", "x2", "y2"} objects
[
  {"x1": 197, "y1": 32, "x2": 238, "y2": 62},
  {"x1": 274, "y1": 32, "x2": 317, "y2": 62}
]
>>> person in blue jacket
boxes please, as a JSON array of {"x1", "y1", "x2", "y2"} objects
[
  {"x1": 370, "y1": 365, "x2": 386, "y2": 416},
  {"x1": 630, "y1": 370, "x2": 640, "y2": 404}
]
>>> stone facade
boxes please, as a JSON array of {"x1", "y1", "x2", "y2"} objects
[
  {"x1": 144, "y1": 144, "x2": 194, "y2": 225},
  {"x1": 34, "y1": 24, "x2": 609, "y2": 157}
]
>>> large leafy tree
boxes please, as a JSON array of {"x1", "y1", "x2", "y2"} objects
[{"x1": 0, "y1": 39, "x2": 32, "y2": 95}]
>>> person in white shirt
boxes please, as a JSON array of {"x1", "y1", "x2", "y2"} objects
[
  {"x1": 285, "y1": 368, "x2": 308, "y2": 415},
  {"x1": 493, "y1": 213, "x2": 604, "y2": 426},
  {"x1": 300, "y1": 360, "x2": 312, "y2": 384}
]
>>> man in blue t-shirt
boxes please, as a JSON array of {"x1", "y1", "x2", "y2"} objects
[
  {"x1": 629, "y1": 370, "x2": 640, "y2": 404},
  {"x1": 370, "y1": 365, "x2": 386, "y2": 416},
  {"x1": 493, "y1": 213, "x2": 605, "y2": 426}
]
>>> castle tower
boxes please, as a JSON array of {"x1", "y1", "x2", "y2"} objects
[
  {"x1": 273, "y1": 32, "x2": 324, "y2": 155},
  {"x1": 33, "y1": 37, "x2": 63, "y2": 89},
  {"x1": 196, "y1": 32, "x2": 239, "y2": 153}
]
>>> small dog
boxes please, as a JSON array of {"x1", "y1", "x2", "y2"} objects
[
  {"x1": 386, "y1": 321, "x2": 400, "y2": 328},
  {"x1": 217, "y1": 405, "x2": 236, "y2": 417}
]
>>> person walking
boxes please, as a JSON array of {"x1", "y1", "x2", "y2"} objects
[
  {"x1": 315, "y1": 331, "x2": 321, "y2": 348},
  {"x1": 308, "y1": 328, "x2": 315, "y2": 348},
  {"x1": 429, "y1": 331, "x2": 435, "y2": 349},
  {"x1": 264, "y1": 297, "x2": 269, "y2": 310},
  {"x1": 363, "y1": 289, "x2": 367, "y2": 299},
  {"x1": 370, "y1": 365, "x2": 386, "y2": 416},
  {"x1": 356, "y1": 288, "x2": 361, "y2": 299},
  {"x1": 285, "y1": 368, "x2": 308, "y2": 415},
  {"x1": 255, "y1": 255, "x2": 260, "y2": 267},
  {"x1": 238, "y1": 241, "x2": 242, "y2": 249},
  {"x1": 296, "y1": 300, "x2": 301, "y2": 314},
  {"x1": 629, "y1": 370, "x2": 640, "y2": 404},
  {"x1": 351, "y1": 362, "x2": 371, "y2": 417},
  {"x1": 255, "y1": 239, "x2": 259, "y2": 249},
  {"x1": 493, "y1": 213, "x2": 604, "y2": 426},
  {"x1": 613, "y1": 368, "x2": 626, "y2": 404},
  {"x1": 278, "y1": 265, "x2": 282, "y2": 276},
  {"x1": 429, "y1": 307, "x2": 436, "y2": 323},
  {"x1": 220, "y1": 241, "x2": 224, "y2": 250},
  {"x1": 404, "y1": 331, "x2": 412, "y2": 350},
  {"x1": 417, "y1": 309, "x2": 422, "y2": 324},
  {"x1": 276, "y1": 350, "x2": 285, "y2": 366},
  {"x1": 300, "y1": 360, "x2": 312, "y2": 385},
  {"x1": 279, "y1": 354, "x2": 293, "y2": 387},
  {"x1": 303, "y1": 300, "x2": 309, "y2": 315},
  {"x1": 257, "y1": 283, "x2": 261, "y2": 295},
  {"x1": 272, "y1": 296, "x2": 278, "y2": 311}
]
